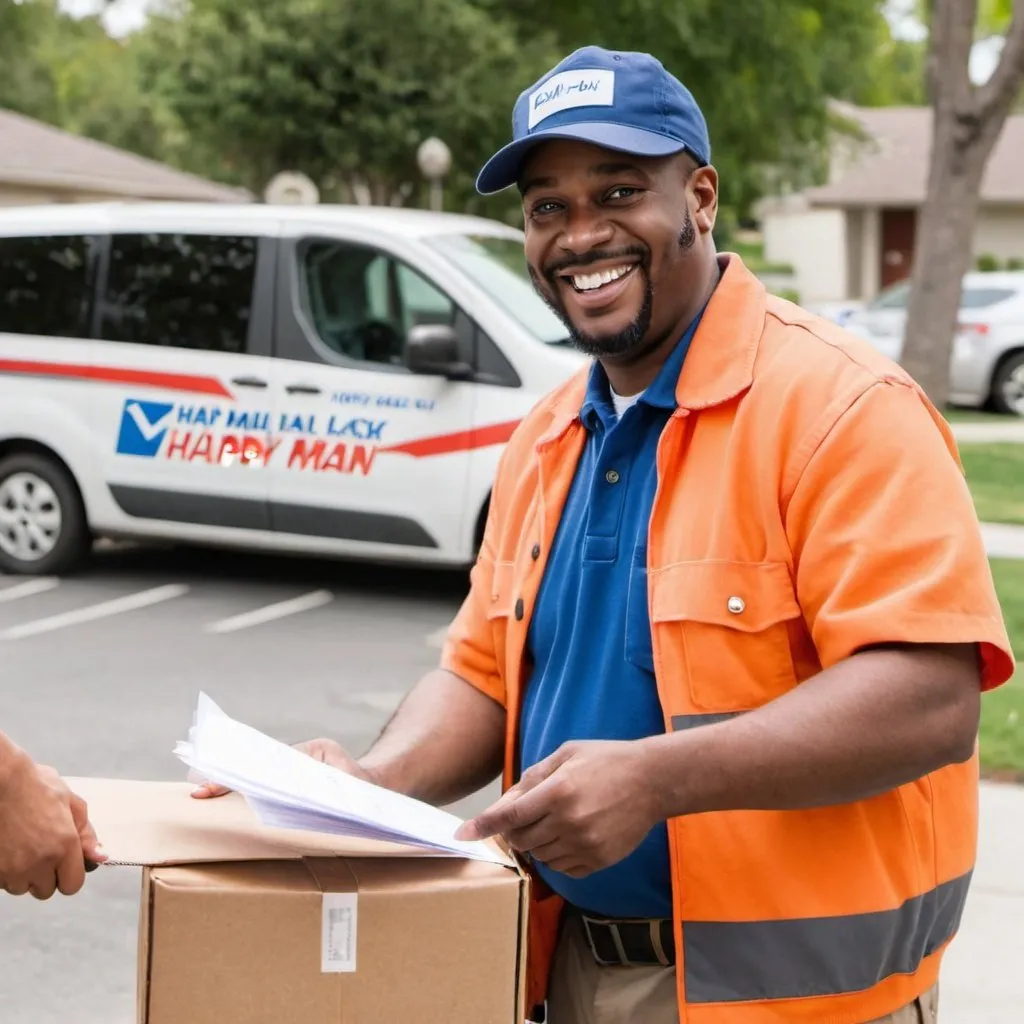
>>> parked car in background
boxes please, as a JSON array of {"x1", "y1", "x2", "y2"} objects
[{"x1": 842, "y1": 272, "x2": 1024, "y2": 415}]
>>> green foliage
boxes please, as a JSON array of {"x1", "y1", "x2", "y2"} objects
[
  {"x1": 138, "y1": 0, "x2": 560, "y2": 208},
  {"x1": 977, "y1": 253, "x2": 1002, "y2": 271}
]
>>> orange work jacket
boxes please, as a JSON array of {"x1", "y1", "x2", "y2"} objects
[{"x1": 442, "y1": 254, "x2": 1015, "y2": 1024}]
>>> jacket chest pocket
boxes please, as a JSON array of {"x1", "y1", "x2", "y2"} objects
[
  {"x1": 486, "y1": 560, "x2": 517, "y2": 680},
  {"x1": 650, "y1": 560, "x2": 802, "y2": 712}
]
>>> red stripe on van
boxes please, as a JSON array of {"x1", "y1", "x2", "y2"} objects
[
  {"x1": 0, "y1": 359, "x2": 233, "y2": 398},
  {"x1": 381, "y1": 419, "x2": 521, "y2": 458}
]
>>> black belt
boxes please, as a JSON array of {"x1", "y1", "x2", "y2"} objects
[{"x1": 574, "y1": 908, "x2": 676, "y2": 967}]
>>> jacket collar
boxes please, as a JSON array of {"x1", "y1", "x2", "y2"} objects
[{"x1": 536, "y1": 254, "x2": 766, "y2": 447}]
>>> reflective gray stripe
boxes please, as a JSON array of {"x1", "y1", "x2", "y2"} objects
[
  {"x1": 684, "y1": 871, "x2": 972, "y2": 1004},
  {"x1": 671, "y1": 713, "x2": 740, "y2": 730}
]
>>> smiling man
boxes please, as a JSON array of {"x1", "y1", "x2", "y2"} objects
[{"x1": 197, "y1": 46, "x2": 1014, "y2": 1024}]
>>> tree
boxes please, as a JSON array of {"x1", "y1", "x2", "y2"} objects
[
  {"x1": 899, "y1": 0, "x2": 1024, "y2": 410},
  {"x1": 137, "y1": 0, "x2": 560, "y2": 210}
]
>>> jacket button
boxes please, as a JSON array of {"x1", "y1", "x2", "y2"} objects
[
  {"x1": 727, "y1": 596, "x2": 745, "y2": 614},
  {"x1": 531, "y1": 544, "x2": 541, "y2": 560},
  {"x1": 605, "y1": 469, "x2": 621, "y2": 484},
  {"x1": 515, "y1": 598, "x2": 525, "y2": 621}
]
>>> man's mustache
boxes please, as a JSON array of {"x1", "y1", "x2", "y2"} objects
[{"x1": 542, "y1": 245, "x2": 650, "y2": 282}]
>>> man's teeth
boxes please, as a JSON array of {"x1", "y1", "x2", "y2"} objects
[{"x1": 571, "y1": 265, "x2": 633, "y2": 292}]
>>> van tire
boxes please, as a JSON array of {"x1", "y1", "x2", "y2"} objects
[
  {"x1": 0, "y1": 453, "x2": 91, "y2": 576},
  {"x1": 989, "y1": 349, "x2": 1024, "y2": 416}
]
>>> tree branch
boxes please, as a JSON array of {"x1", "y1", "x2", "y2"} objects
[
  {"x1": 976, "y1": 7, "x2": 1024, "y2": 122},
  {"x1": 928, "y1": 0, "x2": 981, "y2": 109}
]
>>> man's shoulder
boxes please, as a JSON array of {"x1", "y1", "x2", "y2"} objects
[
  {"x1": 502, "y1": 364, "x2": 590, "y2": 459},
  {"x1": 759, "y1": 294, "x2": 917, "y2": 394}
]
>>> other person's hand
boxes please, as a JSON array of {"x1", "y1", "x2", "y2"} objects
[{"x1": 0, "y1": 758, "x2": 106, "y2": 899}]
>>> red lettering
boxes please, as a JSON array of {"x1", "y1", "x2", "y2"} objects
[
  {"x1": 167, "y1": 430, "x2": 190, "y2": 460},
  {"x1": 288, "y1": 438, "x2": 326, "y2": 470},
  {"x1": 349, "y1": 445, "x2": 376, "y2": 476},
  {"x1": 321, "y1": 443, "x2": 347, "y2": 473},
  {"x1": 189, "y1": 432, "x2": 213, "y2": 463},
  {"x1": 240, "y1": 435, "x2": 264, "y2": 465},
  {"x1": 217, "y1": 434, "x2": 240, "y2": 465}
]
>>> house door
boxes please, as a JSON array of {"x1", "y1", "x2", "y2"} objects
[{"x1": 880, "y1": 208, "x2": 917, "y2": 289}]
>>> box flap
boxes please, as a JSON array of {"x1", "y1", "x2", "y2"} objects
[{"x1": 69, "y1": 777, "x2": 510, "y2": 867}]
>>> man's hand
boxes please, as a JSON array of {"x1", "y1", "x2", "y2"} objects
[
  {"x1": 454, "y1": 740, "x2": 660, "y2": 878},
  {"x1": 0, "y1": 758, "x2": 106, "y2": 899},
  {"x1": 191, "y1": 738, "x2": 371, "y2": 799}
]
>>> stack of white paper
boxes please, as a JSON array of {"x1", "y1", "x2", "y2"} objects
[{"x1": 173, "y1": 692, "x2": 506, "y2": 865}]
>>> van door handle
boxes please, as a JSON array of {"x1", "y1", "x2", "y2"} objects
[
  {"x1": 286, "y1": 383, "x2": 322, "y2": 395},
  {"x1": 231, "y1": 376, "x2": 268, "y2": 388}
]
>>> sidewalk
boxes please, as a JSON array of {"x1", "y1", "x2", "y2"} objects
[
  {"x1": 937, "y1": 780, "x2": 1024, "y2": 1023},
  {"x1": 980, "y1": 521, "x2": 1024, "y2": 559},
  {"x1": 951, "y1": 421, "x2": 1024, "y2": 444}
]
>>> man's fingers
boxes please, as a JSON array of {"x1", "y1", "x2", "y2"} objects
[
  {"x1": 455, "y1": 777, "x2": 555, "y2": 842},
  {"x1": 190, "y1": 781, "x2": 231, "y2": 799},
  {"x1": 502, "y1": 814, "x2": 559, "y2": 854}
]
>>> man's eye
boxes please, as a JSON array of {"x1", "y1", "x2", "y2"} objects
[
  {"x1": 531, "y1": 201, "x2": 561, "y2": 216},
  {"x1": 607, "y1": 187, "x2": 640, "y2": 201}
]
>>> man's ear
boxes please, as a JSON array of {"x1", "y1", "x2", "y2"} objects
[{"x1": 691, "y1": 164, "x2": 719, "y2": 236}]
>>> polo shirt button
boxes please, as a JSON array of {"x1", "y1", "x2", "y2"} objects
[
  {"x1": 605, "y1": 469, "x2": 621, "y2": 484},
  {"x1": 531, "y1": 543, "x2": 541, "y2": 560},
  {"x1": 727, "y1": 596, "x2": 745, "y2": 614},
  {"x1": 515, "y1": 598, "x2": 525, "y2": 621}
]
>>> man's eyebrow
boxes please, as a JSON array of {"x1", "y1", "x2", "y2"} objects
[{"x1": 519, "y1": 162, "x2": 647, "y2": 197}]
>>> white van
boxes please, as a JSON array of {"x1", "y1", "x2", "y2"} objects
[{"x1": 0, "y1": 203, "x2": 585, "y2": 576}]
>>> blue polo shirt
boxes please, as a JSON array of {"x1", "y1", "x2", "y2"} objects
[{"x1": 519, "y1": 313, "x2": 704, "y2": 920}]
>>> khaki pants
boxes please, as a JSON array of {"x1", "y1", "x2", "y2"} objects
[{"x1": 546, "y1": 914, "x2": 940, "y2": 1024}]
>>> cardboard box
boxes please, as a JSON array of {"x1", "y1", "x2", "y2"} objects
[{"x1": 71, "y1": 778, "x2": 530, "y2": 1024}]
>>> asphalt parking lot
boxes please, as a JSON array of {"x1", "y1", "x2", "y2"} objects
[
  {"x1": 0, "y1": 542, "x2": 1021, "y2": 1023},
  {"x1": 0, "y1": 541, "x2": 493, "y2": 1024}
]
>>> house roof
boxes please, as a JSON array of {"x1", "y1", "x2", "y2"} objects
[
  {"x1": 0, "y1": 108, "x2": 251, "y2": 203},
  {"x1": 803, "y1": 102, "x2": 1024, "y2": 208}
]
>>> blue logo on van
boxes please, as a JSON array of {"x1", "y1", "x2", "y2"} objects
[{"x1": 116, "y1": 399, "x2": 175, "y2": 457}]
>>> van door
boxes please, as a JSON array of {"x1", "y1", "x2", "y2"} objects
[
  {"x1": 267, "y1": 233, "x2": 483, "y2": 562},
  {"x1": 88, "y1": 231, "x2": 276, "y2": 531}
]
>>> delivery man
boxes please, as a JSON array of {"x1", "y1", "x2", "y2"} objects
[
  {"x1": 0, "y1": 730, "x2": 105, "y2": 899},
  {"x1": 198, "y1": 46, "x2": 1014, "y2": 1024}
]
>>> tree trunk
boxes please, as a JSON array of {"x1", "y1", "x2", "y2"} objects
[{"x1": 899, "y1": 0, "x2": 1024, "y2": 409}]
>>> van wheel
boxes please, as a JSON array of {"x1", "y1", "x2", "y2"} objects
[
  {"x1": 990, "y1": 350, "x2": 1024, "y2": 416},
  {"x1": 0, "y1": 453, "x2": 90, "y2": 576}
]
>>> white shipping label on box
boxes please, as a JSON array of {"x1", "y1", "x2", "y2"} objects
[{"x1": 321, "y1": 893, "x2": 358, "y2": 973}]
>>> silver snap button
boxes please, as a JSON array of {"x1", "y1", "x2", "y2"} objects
[
  {"x1": 727, "y1": 596, "x2": 745, "y2": 614},
  {"x1": 605, "y1": 469, "x2": 620, "y2": 484}
]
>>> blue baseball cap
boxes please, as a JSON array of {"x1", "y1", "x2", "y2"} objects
[{"x1": 475, "y1": 46, "x2": 711, "y2": 195}]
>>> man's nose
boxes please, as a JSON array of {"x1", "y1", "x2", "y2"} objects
[{"x1": 558, "y1": 207, "x2": 614, "y2": 258}]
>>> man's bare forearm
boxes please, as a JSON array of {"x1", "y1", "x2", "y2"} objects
[
  {"x1": 0, "y1": 732, "x2": 30, "y2": 798},
  {"x1": 357, "y1": 670, "x2": 505, "y2": 807},
  {"x1": 645, "y1": 643, "x2": 982, "y2": 819}
]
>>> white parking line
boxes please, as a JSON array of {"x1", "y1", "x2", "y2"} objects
[
  {"x1": 1, "y1": 584, "x2": 189, "y2": 640},
  {"x1": 204, "y1": 589, "x2": 334, "y2": 635},
  {"x1": 0, "y1": 577, "x2": 60, "y2": 603}
]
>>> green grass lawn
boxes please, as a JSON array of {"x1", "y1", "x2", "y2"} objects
[
  {"x1": 943, "y1": 407, "x2": 1016, "y2": 424},
  {"x1": 959, "y1": 444, "x2": 1024, "y2": 526},
  {"x1": 981, "y1": 558, "x2": 1024, "y2": 777}
]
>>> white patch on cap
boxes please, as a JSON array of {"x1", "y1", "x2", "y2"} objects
[{"x1": 528, "y1": 69, "x2": 615, "y2": 130}]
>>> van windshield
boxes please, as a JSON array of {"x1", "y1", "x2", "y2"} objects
[{"x1": 424, "y1": 233, "x2": 570, "y2": 345}]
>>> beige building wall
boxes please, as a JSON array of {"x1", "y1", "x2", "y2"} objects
[{"x1": 972, "y1": 206, "x2": 1024, "y2": 264}]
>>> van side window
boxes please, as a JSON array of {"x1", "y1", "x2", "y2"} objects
[
  {"x1": 100, "y1": 233, "x2": 257, "y2": 352},
  {"x1": 0, "y1": 235, "x2": 94, "y2": 339},
  {"x1": 300, "y1": 240, "x2": 455, "y2": 366}
]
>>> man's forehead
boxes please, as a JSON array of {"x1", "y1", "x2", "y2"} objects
[{"x1": 519, "y1": 141, "x2": 658, "y2": 192}]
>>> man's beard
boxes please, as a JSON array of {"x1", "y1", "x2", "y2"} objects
[{"x1": 531, "y1": 211, "x2": 696, "y2": 359}]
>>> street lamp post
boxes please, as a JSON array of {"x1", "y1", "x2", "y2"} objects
[{"x1": 416, "y1": 137, "x2": 452, "y2": 213}]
